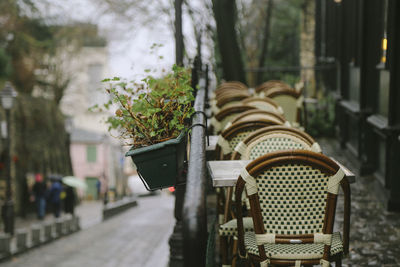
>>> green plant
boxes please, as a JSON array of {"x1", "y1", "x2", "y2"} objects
[
  {"x1": 96, "y1": 65, "x2": 194, "y2": 147},
  {"x1": 306, "y1": 94, "x2": 336, "y2": 137}
]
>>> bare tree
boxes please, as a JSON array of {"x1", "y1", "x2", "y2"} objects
[
  {"x1": 212, "y1": 0, "x2": 246, "y2": 83},
  {"x1": 300, "y1": 0, "x2": 316, "y2": 96},
  {"x1": 256, "y1": 0, "x2": 274, "y2": 85}
]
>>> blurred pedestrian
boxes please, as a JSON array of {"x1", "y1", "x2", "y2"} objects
[
  {"x1": 32, "y1": 174, "x2": 47, "y2": 220},
  {"x1": 64, "y1": 186, "x2": 76, "y2": 215},
  {"x1": 48, "y1": 176, "x2": 63, "y2": 218},
  {"x1": 96, "y1": 179, "x2": 101, "y2": 200}
]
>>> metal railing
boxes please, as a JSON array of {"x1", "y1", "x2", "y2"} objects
[{"x1": 182, "y1": 74, "x2": 208, "y2": 266}]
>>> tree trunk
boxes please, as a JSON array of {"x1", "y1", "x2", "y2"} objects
[
  {"x1": 300, "y1": 0, "x2": 316, "y2": 97},
  {"x1": 212, "y1": 0, "x2": 246, "y2": 84},
  {"x1": 5, "y1": 95, "x2": 72, "y2": 215},
  {"x1": 175, "y1": 0, "x2": 184, "y2": 66},
  {"x1": 256, "y1": 0, "x2": 274, "y2": 85}
]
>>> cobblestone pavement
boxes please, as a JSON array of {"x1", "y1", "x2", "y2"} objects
[
  {"x1": 319, "y1": 138, "x2": 400, "y2": 267},
  {"x1": 1, "y1": 192, "x2": 174, "y2": 267}
]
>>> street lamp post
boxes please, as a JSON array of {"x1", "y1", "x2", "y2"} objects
[
  {"x1": 64, "y1": 116, "x2": 73, "y2": 175},
  {"x1": 1, "y1": 82, "x2": 17, "y2": 235}
]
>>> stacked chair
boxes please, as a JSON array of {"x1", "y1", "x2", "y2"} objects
[
  {"x1": 256, "y1": 81, "x2": 304, "y2": 127},
  {"x1": 210, "y1": 81, "x2": 351, "y2": 267}
]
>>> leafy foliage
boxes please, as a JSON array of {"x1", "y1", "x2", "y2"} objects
[
  {"x1": 96, "y1": 65, "x2": 194, "y2": 147},
  {"x1": 306, "y1": 94, "x2": 336, "y2": 137}
]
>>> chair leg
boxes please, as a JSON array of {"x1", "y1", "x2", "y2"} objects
[
  {"x1": 335, "y1": 258, "x2": 342, "y2": 267},
  {"x1": 231, "y1": 239, "x2": 238, "y2": 267},
  {"x1": 220, "y1": 236, "x2": 230, "y2": 266}
]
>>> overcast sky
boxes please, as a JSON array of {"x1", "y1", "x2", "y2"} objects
[{"x1": 36, "y1": 0, "x2": 203, "y2": 80}]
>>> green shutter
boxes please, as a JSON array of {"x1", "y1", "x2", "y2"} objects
[{"x1": 87, "y1": 145, "x2": 97, "y2": 162}]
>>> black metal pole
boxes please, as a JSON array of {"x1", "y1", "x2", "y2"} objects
[
  {"x1": 3, "y1": 109, "x2": 14, "y2": 235},
  {"x1": 168, "y1": 181, "x2": 185, "y2": 267},
  {"x1": 66, "y1": 132, "x2": 73, "y2": 175}
]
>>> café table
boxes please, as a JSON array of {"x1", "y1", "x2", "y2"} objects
[{"x1": 207, "y1": 159, "x2": 356, "y2": 188}]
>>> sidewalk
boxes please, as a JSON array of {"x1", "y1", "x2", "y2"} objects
[
  {"x1": 1, "y1": 192, "x2": 174, "y2": 267},
  {"x1": 3, "y1": 200, "x2": 104, "y2": 255},
  {"x1": 14, "y1": 200, "x2": 103, "y2": 231}
]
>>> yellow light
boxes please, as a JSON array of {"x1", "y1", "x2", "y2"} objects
[
  {"x1": 381, "y1": 56, "x2": 386, "y2": 63},
  {"x1": 382, "y1": 38, "x2": 388, "y2": 51}
]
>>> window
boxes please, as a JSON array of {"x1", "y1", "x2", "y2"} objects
[
  {"x1": 87, "y1": 145, "x2": 97, "y2": 163},
  {"x1": 87, "y1": 63, "x2": 104, "y2": 106},
  {"x1": 378, "y1": 70, "x2": 390, "y2": 117},
  {"x1": 349, "y1": 66, "x2": 360, "y2": 103}
]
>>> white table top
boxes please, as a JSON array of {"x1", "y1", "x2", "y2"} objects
[
  {"x1": 207, "y1": 160, "x2": 251, "y2": 187},
  {"x1": 206, "y1": 135, "x2": 218, "y2": 151},
  {"x1": 207, "y1": 159, "x2": 355, "y2": 187}
]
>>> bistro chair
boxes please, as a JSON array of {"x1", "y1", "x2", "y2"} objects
[
  {"x1": 231, "y1": 125, "x2": 321, "y2": 160},
  {"x1": 211, "y1": 90, "x2": 251, "y2": 115},
  {"x1": 219, "y1": 126, "x2": 322, "y2": 266},
  {"x1": 213, "y1": 87, "x2": 249, "y2": 100},
  {"x1": 235, "y1": 150, "x2": 350, "y2": 267},
  {"x1": 218, "y1": 81, "x2": 248, "y2": 91},
  {"x1": 215, "y1": 119, "x2": 283, "y2": 266},
  {"x1": 242, "y1": 97, "x2": 284, "y2": 115},
  {"x1": 230, "y1": 110, "x2": 287, "y2": 126},
  {"x1": 255, "y1": 80, "x2": 292, "y2": 95},
  {"x1": 264, "y1": 87, "x2": 303, "y2": 126},
  {"x1": 215, "y1": 119, "x2": 283, "y2": 160},
  {"x1": 211, "y1": 81, "x2": 249, "y2": 101},
  {"x1": 210, "y1": 104, "x2": 257, "y2": 134}
]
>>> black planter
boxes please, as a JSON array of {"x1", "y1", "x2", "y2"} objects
[{"x1": 125, "y1": 132, "x2": 187, "y2": 191}]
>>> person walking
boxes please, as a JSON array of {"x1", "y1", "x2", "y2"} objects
[
  {"x1": 64, "y1": 186, "x2": 76, "y2": 215},
  {"x1": 48, "y1": 176, "x2": 63, "y2": 218},
  {"x1": 32, "y1": 174, "x2": 47, "y2": 220}
]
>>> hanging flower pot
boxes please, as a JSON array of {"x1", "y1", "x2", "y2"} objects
[
  {"x1": 125, "y1": 132, "x2": 187, "y2": 191},
  {"x1": 91, "y1": 64, "x2": 194, "y2": 191}
]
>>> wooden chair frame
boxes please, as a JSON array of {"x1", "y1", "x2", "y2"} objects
[
  {"x1": 241, "y1": 97, "x2": 284, "y2": 115},
  {"x1": 215, "y1": 119, "x2": 284, "y2": 160},
  {"x1": 255, "y1": 80, "x2": 292, "y2": 94},
  {"x1": 231, "y1": 110, "x2": 286, "y2": 126},
  {"x1": 218, "y1": 81, "x2": 248, "y2": 91},
  {"x1": 214, "y1": 87, "x2": 249, "y2": 100},
  {"x1": 231, "y1": 125, "x2": 318, "y2": 160},
  {"x1": 211, "y1": 104, "x2": 257, "y2": 134},
  {"x1": 216, "y1": 92, "x2": 250, "y2": 108}
]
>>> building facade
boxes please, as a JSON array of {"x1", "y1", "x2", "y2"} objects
[
  {"x1": 59, "y1": 26, "x2": 127, "y2": 200},
  {"x1": 315, "y1": 0, "x2": 400, "y2": 211}
]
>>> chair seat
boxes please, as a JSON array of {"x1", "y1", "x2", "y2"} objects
[
  {"x1": 245, "y1": 232, "x2": 343, "y2": 260},
  {"x1": 219, "y1": 217, "x2": 254, "y2": 237}
]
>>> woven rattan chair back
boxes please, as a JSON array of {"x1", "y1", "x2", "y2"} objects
[
  {"x1": 231, "y1": 110, "x2": 287, "y2": 126},
  {"x1": 215, "y1": 119, "x2": 282, "y2": 160},
  {"x1": 241, "y1": 97, "x2": 284, "y2": 115},
  {"x1": 235, "y1": 150, "x2": 347, "y2": 266},
  {"x1": 264, "y1": 88, "x2": 303, "y2": 124},
  {"x1": 232, "y1": 125, "x2": 321, "y2": 160},
  {"x1": 211, "y1": 104, "x2": 257, "y2": 134}
]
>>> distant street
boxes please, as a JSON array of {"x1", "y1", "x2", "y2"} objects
[{"x1": 1, "y1": 192, "x2": 174, "y2": 267}]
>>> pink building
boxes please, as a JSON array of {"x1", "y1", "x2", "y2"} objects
[{"x1": 70, "y1": 128, "x2": 125, "y2": 200}]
